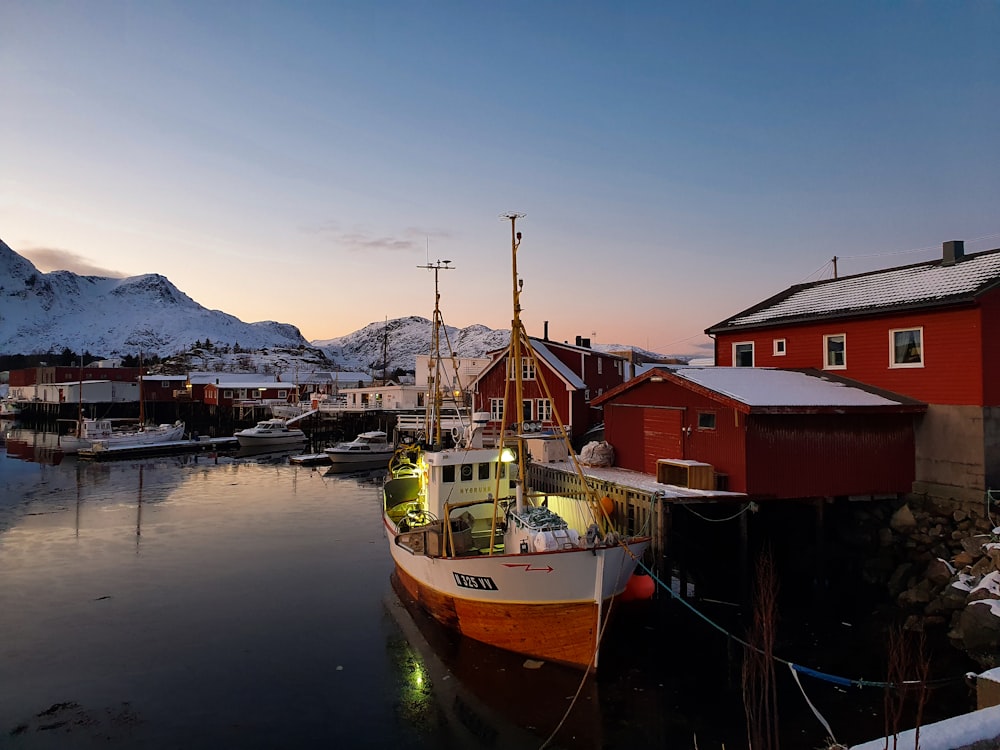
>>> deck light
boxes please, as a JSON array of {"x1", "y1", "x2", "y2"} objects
[{"x1": 500, "y1": 447, "x2": 516, "y2": 463}]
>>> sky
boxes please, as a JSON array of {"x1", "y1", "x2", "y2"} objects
[{"x1": 2, "y1": 1, "x2": 998, "y2": 358}]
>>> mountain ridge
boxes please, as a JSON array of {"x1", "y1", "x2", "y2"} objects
[{"x1": 1, "y1": 238, "x2": 678, "y2": 371}]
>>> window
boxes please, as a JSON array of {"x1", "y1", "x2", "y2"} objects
[
  {"x1": 773, "y1": 339, "x2": 786, "y2": 356},
  {"x1": 508, "y1": 357, "x2": 535, "y2": 380},
  {"x1": 536, "y1": 398, "x2": 552, "y2": 421},
  {"x1": 460, "y1": 464, "x2": 473, "y2": 481},
  {"x1": 733, "y1": 342, "x2": 754, "y2": 367},
  {"x1": 522, "y1": 399, "x2": 533, "y2": 422},
  {"x1": 697, "y1": 412, "x2": 716, "y2": 430},
  {"x1": 278, "y1": 390, "x2": 287, "y2": 398},
  {"x1": 223, "y1": 390, "x2": 233, "y2": 399},
  {"x1": 890, "y1": 327, "x2": 923, "y2": 368},
  {"x1": 597, "y1": 358, "x2": 603, "y2": 375},
  {"x1": 490, "y1": 398, "x2": 504, "y2": 421},
  {"x1": 161, "y1": 380, "x2": 170, "y2": 388},
  {"x1": 824, "y1": 334, "x2": 846, "y2": 369},
  {"x1": 478, "y1": 463, "x2": 490, "y2": 480},
  {"x1": 442, "y1": 465, "x2": 455, "y2": 483}
]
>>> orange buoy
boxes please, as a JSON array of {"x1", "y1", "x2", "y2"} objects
[
  {"x1": 620, "y1": 573, "x2": 656, "y2": 602},
  {"x1": 600, "y1": 495, "x2": 615, "y2": 517}
]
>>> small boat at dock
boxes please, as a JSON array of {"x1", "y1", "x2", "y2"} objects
[
  {"x1": 234, "y1": 418, "x2": 307, "y2": 447},
  {"x1": 324, "y1": 430, "x2": 394, "y2": 468}
]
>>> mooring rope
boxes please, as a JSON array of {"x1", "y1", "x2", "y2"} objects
[{"x1": 632, "y1": 557, "x2": 965, "y2": 691}]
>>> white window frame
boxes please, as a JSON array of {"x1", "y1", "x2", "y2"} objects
[
  {"x1": 733, "y1": 341, "x2": 754, "y2": 367},
  {"x1": 490, "y1": 398, "x2": 504, "y2": 421},
  {"x1": 889, "y1": 327, "x2": 924, "y2": 368},
  {"x1": 697, "y1": 411, "x2": 717, "y2": 430},
  {"x1": 536, "y1": 398, "x2": 552, "y2": 422},
  {"x1": 507, "y1": 356, "x2": 536, "y2": 381},
  {"x1": 823, "y1": 334, "x2": 847, "y2": 370},
  {"x1": 597, "y1": 358, "x2": 603, "y2": 375},
  {"x1": 773, "y1": 339, "x2": 786, "y2": 357}
]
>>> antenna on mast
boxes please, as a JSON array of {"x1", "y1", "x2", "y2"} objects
[{"x1": 418, "y1": 259, "x2": 455, "y2": 446}]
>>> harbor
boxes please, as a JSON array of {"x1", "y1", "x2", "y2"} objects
[{"x1": 0, "y1": 437, "x2": 983, "y2": 749}]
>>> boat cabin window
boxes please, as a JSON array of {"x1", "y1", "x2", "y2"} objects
[
  {"x1": 478, "y1": 463, "x2": 490, "y2": 480},
  {"x1": 442, "y1": 465, "x2": 455, "y2": 483},
  {"x1": 460, "y1": 464, "x2": 473, "y2": 481}
]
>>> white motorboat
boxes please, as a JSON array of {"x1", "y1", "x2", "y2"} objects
[
  {"x1": 325, "y1": 430, "x2": 394, "y2": 467},
  {"x1": 234, "y1": 418, "x2": 307, "y2": 447}
]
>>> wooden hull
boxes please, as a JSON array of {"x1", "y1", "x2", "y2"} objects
[{"x1": 385, "y1": 516, "x2": 650, "y2": 670}]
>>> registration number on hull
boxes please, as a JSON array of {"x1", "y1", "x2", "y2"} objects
[{"x1": 453, "y1": 572, "x2": 498, "y2": 590}]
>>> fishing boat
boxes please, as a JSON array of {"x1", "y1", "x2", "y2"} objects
[
  {"x1": 382, "y1": 216, "x2": 651, "y2": 671},
  {"x1": 59, "y1": 417, "x2": 187, "y2": 454},
  {"x1": 234, "y1": 418, "x2": 307, "y2": 447},
  {"x1": 324, "y1": 430, "x2": 394, "y2": 467},
  {"x1": 58, "y1": 361, "x2": 186, "y2": 453}
]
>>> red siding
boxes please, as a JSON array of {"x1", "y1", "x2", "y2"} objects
[
  {"x1": 981, "y1": 289, "x2": 1000, "y2": 405},
  {"x1": 641, "y1": 409, "x2": 683, "y2": 474},
  {"x1": 715, "y1": 305, "x2": 985, "y2": 405},
  {"x1": 744, "y1": 414, "x2": 916, "y2": 498},
  {"x1": 603, "y1": 379, "x2": 749, "y2": 491}
]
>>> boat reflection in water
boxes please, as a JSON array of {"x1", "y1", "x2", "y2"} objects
[{"x1": 386, "y1": 572, "x2": 602, "y2": 749}]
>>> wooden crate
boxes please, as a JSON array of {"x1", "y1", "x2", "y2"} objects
[{"x1": 656, "y1": 459, "x2": 715, "y2": 490}]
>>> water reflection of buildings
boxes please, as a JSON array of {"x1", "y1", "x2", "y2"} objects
[
  {"x1": 4, "y1": 427, "x2": 66, "y2": 465},
  {"x1": 385, "y1": 573, "x2": 602, "y2": 750}
]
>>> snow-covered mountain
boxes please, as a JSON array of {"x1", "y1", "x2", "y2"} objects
[
  {"x1": 312, "y1": 316, "x2": 512, "y2": 373},
  {"x1": 0, "y1": 238, "x2": 678, "y2": 371},
  {"x1": 0, "y1": 238, "x2": 308, "y2": 357}
]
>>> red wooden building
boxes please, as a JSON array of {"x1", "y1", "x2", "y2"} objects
[
  {"x1": 705, "y1": 240, "x2": 1000, "y2": 502},
  {"x1": 593, "y1": 366, "x2": 925, "y2": 499},
  {"x1": 203, "y1": 380, "x2": 293, "y2": 407},
  {"x1": 471, "y1": 336, "x2": 630, "y2": 439}
]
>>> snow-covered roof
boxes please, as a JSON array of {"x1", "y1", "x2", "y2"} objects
[
  {"x1": 672, "y1": 367, "x2": 914, "y2": 407},
  {"x1": 531, "y1": 341, "x2": 587, "y2": 390},
  {"x1": 189, "y1": 372, "x2": 277, "y2": 384},
  {"x1": 708, "y1": 247, "x2": 1000, "y2": 331}
]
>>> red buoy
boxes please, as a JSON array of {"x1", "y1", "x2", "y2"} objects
[{"x1": 620, "y1": 573, "x2": 656, "y2": 602}]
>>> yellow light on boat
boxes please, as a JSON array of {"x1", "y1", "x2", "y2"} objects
[{"x1": 500, "y1": 447, "x2": 516, "y2": 463}]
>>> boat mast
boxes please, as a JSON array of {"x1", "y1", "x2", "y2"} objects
[
  {"x1": 418, "y1": 259, "x2": 453, "y2": 447},
  {"x1": 504, "y1": 212, "x2": 528, "y2": 491},
  {"x1": 77, "y1": 355, "x2": 84, "y2": 437}
]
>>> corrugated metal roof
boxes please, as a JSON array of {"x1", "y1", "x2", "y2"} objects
[{"x1": 709, "y1": 247, "x2": 1000, "y2": 331}]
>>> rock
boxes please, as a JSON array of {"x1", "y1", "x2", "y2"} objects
[
  {"x1": 955, "y1": 601, "x2": 1000, "y2": 651},
  {"x1": 955, "y1": 509, "x2": 969, "y2": 522},
  {"x1": 963, "y1": 536, "x2": 989, "y2": 556},
  {"x1": 898, "y1": 579, "x2": 934, "y2": 607},
  {"x1": 891, "y1": 504, "x2": 918, "y2": 532},
  {"x1": 954, "y1": 551, "x2": 975, "y2": 567},
  {"x1": 926, "y1": 558, "x2": 955, "y2": 587}
]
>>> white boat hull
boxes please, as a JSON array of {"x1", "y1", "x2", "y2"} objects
[
  {"x1": 61, "y1": 422, "x2": 187, "y2": 454},
  {"x1": 384, "y1": 515, "x2": 650, "y2": 669}
]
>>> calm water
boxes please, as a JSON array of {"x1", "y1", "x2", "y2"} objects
[{"x1": 0, "y1": 437, "x2": 978, "y2": 749}]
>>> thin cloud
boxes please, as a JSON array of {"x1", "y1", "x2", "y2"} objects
[
  {"x1": 22, "y1": 247, "x2": 128, "y2": 278},
  {"x1": 304, "y1": 222, "x2": 452, "y2": 254}
]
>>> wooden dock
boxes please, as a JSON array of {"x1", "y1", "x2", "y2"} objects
[{"x1": 78, "y1": 436, "x2": 239, "y2": 461}]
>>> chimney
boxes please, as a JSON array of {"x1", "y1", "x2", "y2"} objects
[
  {"x1": 943, "y1": 240, "x2": 965, "y2": 266},
  {"x1": 575, "y1": 335, "x2": 591, "y2": 349},
  {"x1": 543, "y1": 321, "x2": 549, "y2": 341}
]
